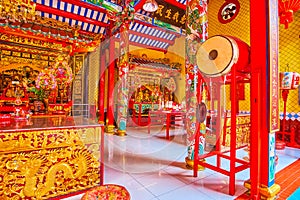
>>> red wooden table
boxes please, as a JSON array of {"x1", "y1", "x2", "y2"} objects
[{"x1": 148, "y1": 110, "x2": 186, "y2": 139}]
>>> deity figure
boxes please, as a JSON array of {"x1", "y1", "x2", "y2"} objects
[
  {"x1": 5, "y1": 84, "x2": 15, "y2": 97},
  {"x1": 143, "y1": 90, "x2": 151, "y2": 102},
  {"x1": 15, "y1": 86, "x2": 25, "y2": 97},
  {"x1": 135, "y1": 90, "x2": 143, "y2": 103}
]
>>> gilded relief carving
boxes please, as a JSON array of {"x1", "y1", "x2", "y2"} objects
[
  {"x1": 0, "y1": 128, "x2": 99, "y2": 152},
  {"x1": 0, "y1": 33, "x2": 64, "y2": 50},
  {"x1": 0, "y1": 128, "x2": 101, "y2": 199},
  {"x1": 0, "y1": 147, "x2": 100, "y2": 199}
]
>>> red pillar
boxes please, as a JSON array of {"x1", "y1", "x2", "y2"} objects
[
  {"x1": 106, "y1": 23, "x2": 116, "y2": 134},
  {"x1": 246, "y1": 0, "x2": 281, "y2": 198},
  {"x1": 98, "y1": 46, "x2": 106, "y2": 124}
]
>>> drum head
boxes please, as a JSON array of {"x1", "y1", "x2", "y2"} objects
[{"x1": 197, "y1": 35, "x2": 237, "y2": 77}]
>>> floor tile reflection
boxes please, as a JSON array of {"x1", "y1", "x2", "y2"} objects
[{"x1": 64, "y1": 127, "x2": 300, "y2": 200}]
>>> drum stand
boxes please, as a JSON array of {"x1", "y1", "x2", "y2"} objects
[{"x1": 193, "y1": 66, "x2": 250, "y2": 195}]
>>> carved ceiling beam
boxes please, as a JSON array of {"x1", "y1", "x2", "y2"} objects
[
  {"x1": 128, "y1": 30, "x2": 175, "y2": 45},
  {"x1": 0, "y1": 44, "x2": 63, "y2": 56},
  {"x1": 134, "y1": 19, "x2": 182, "y2": 37},
  {"x1": 0, "y1": 28, "x2": 72, "y2": 50},
  {"x1": 35, "y1": 3, "x2": 109, "y2": 28},
  {"x1": 60, "y1": 0, "x2": 108, "y2": 13}
]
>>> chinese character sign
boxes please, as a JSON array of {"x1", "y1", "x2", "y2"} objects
[{"x1": 152, "y1": 0, "x2": 186, "y2": 29}]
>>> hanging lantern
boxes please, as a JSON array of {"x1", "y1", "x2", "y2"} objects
[{"x1": 278, "y1": 0, "x2": 300, "y2": 28}]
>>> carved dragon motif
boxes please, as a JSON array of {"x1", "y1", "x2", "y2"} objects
[{"x1": 19, "y1": 148, "x2": 89, "y2": 198}]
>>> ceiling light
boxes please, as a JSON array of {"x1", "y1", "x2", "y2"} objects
[{"x1": 143, "y1": 0, "x2": 158, "y2": 12}]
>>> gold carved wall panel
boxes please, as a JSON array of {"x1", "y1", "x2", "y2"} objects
[{"x1": 0, "y1": 127, "x2": 102, "y2": 199}]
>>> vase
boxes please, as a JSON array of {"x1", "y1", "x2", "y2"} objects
[{"x1": 43, "y1": 98, "x2": 49, "y2": 114}]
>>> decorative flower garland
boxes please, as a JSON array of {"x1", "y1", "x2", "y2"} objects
[
  {"x1": 36, "y1": 68, "x2": 57, "y2": 90},
  {"x1": 53, "y1": 55, "x2": 73, "y2": 86}
]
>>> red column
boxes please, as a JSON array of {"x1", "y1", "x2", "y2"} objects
[
  {"x1": 247, "y1": 0, "x2": 281, "y2": 199},
  {"x1": 229, "y1": 66, "x2": 237, "y2": 195},
  {"x1": 98, "y1": 46, "x2": 106, "y2": 124},
  {"x1": 106, "y1": 24, "x2": 116, "y2": 134}
]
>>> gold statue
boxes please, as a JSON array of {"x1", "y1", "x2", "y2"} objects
[
  {"x1": 15, "y1": 86, "x2": 25, "y2": 97},
  {"x1": 135, "y1": 90, "x2": 143, "y2": 103},
  {"x1": 5, "y1": 84, "x2": 15, "y2": 97},
  {"x1": 143, "y1": 90, "x2": 151, "y2": 102}
]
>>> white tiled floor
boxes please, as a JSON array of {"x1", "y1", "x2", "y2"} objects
[{"x1": 65, "y1": 126, "x2": 300, "y2": 200}]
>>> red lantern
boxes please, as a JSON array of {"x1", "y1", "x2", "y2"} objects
[{"x1": 278, "y1": 0, "x2": 300, "y2": 28}]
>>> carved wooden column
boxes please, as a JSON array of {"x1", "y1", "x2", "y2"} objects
[
  {"x1": 116, "y1": 4, "x2": 134, "y2": 136},
  {"x1": 185, "y1": 0, "x2": 208, "y2": 169}
]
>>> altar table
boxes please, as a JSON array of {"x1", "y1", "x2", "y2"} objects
[
  {"x1": 147, "y1": 110, "x2": 186, "y2": 139},
  {"x1": 0, "y1": 116, "x2": 104, "y2": 199}
]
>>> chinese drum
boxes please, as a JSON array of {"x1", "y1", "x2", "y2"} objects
[
  {"x1": 196, "y1": 35, "x2": 250, "y2": 77},
  {"x1": 280, "y1": 72, "x2": 300, "y2": 89}
]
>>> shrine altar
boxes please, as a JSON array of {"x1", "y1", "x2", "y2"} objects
[
  {"x1": 0, "y1": 116, "x2": 104, "y2": 199},
  {"x1": 132, "y1": 103, "x2": 160, "y2": 113}
]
